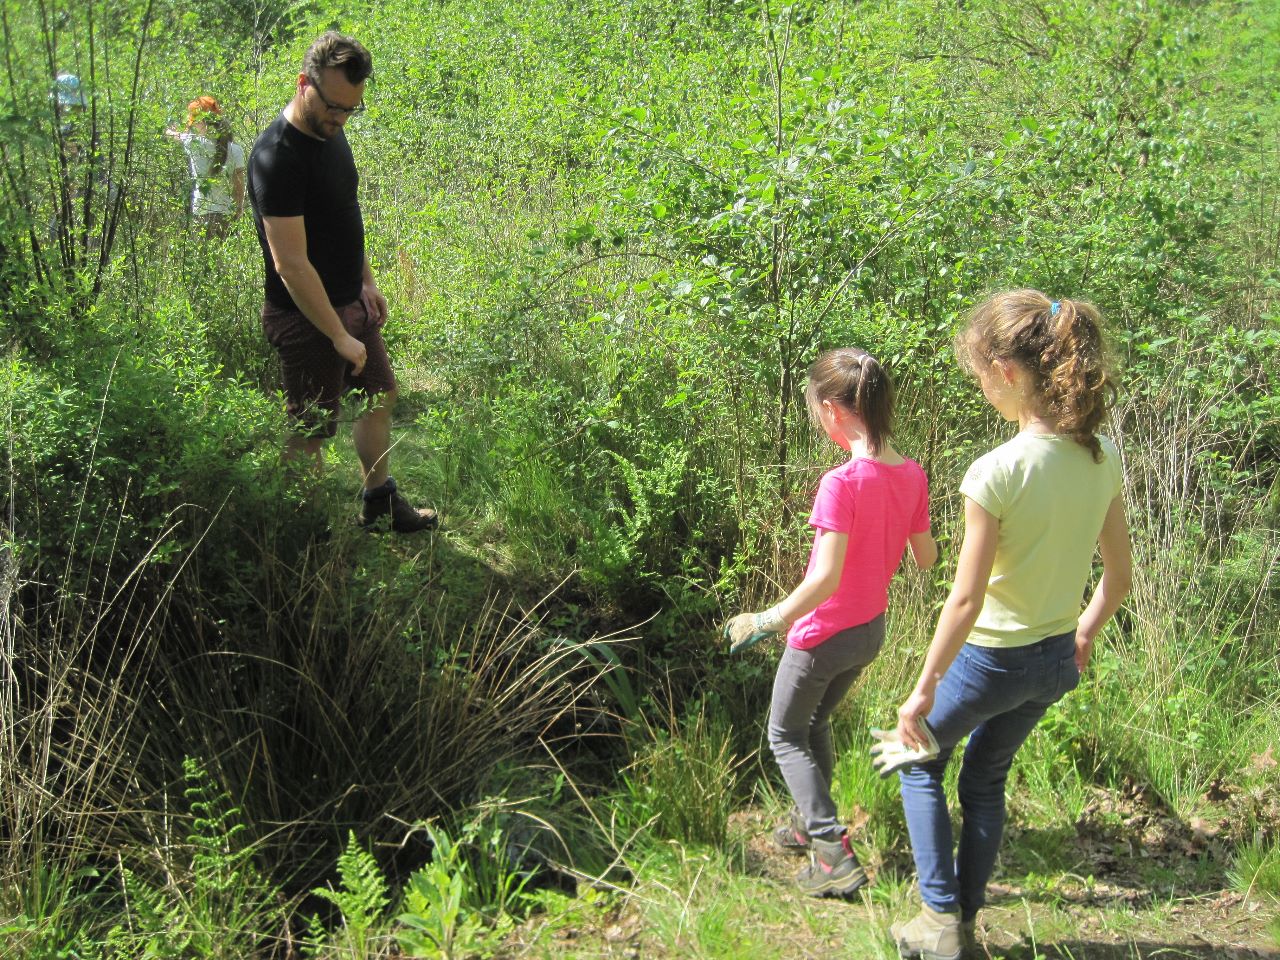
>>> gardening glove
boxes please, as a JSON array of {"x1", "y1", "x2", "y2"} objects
[
  {"x1": 722, "y1": 606, "x2": 787, "y2": 654},
  {"x1": 869, "y1": 720, "x2": 940, "y2": 777}
]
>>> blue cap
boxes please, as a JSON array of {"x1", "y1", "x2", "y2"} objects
[{"x1": 52, "y1": 73, "x2": 86, "y2": 108}]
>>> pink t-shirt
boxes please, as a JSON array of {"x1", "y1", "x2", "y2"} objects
[{"x1": 786, "y1": 456, "x2": 931, "y2": 650}]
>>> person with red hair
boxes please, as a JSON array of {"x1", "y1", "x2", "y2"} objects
[{"x1": 166, "y1": 95, "x2": 245, "y2": 237}]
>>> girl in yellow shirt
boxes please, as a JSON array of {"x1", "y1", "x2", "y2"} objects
[{"x1": 890, "y1": 290, "x2": 1133, "y2": 960}]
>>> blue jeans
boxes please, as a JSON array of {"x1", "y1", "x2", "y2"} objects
[
  {"x1": 898, "y1": 631, "x2": 1079, "y2": 917},
  {"x1": 768, "y1": 615, "x2": 885, "y2": 842}
]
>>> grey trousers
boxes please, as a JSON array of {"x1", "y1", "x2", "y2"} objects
[{"x1": 767, "y1": 614, "x2": 885, "y2": 841}]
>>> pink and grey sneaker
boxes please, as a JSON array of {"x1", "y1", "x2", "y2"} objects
[
  {"x1": 772, "y1": 806, "x2": 811, "y2": 853},
  {"x1": 795, "y1": 832, "x2": 868, "y2": 897}
]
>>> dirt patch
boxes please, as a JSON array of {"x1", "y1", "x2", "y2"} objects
[
  {"x1": 735, "y1": 806, "x2": 814, "y2": 884},
  {"x1": 968, "y1": 893, "x2": 1279, "y2": 959},
  {"x1": 733, "y1": 801, "x2": 1278, "y2": 957},
  {"x1": 502, "y1": 792, "x2": 1279, "y2": 959}
]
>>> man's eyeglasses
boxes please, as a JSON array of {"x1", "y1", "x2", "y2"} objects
[{"x1": 307, "y1": 76, "x2": 365, "y2": 116}]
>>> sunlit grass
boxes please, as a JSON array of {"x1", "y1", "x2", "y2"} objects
[{"x1": 1230, "y1": 838, "x2": 1280, "y2": 903}]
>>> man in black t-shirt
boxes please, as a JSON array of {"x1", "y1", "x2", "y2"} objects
[{"x1": 248, "y1": 31, "x2": 436, "y2": 532}]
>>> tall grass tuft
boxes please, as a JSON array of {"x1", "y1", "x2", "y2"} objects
[
  {"x1": 147, "y1": 531, "x2": 613, "y2": 885},
  {"x1": 106, "y1": 758, "x2": 284, "y2": 958},
  {"x1": 1229, "y1": 837, "x2": 1280, "y2": 903},
  {"x1": 617, "y1": 697, "x2": 747, "y2": 850},
  {"x1": 1102, "y1": 358, "x2": 1280, "y2": 814}
]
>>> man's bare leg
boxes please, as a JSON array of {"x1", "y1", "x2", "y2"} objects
[
  {"x1": 283, "y1": 432, "x2": 325, "y2": 471},
  {"x1": 352, "y1": 388, "x2": 394, "y2": 490},
  {"x1": 352, "y1": 389, "x2": 437, "y2": 531}
]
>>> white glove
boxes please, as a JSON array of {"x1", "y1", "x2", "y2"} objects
[
  {"x1": 869, "y1": 721, "x2": 940, "y2": 777},
  {"x1": 722, "y1": 606, "x2": 787, "y2": 654}
]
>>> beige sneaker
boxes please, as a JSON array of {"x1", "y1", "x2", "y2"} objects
[{"x1": 891, "y1": 904, "x2": 961, "y2": 960}]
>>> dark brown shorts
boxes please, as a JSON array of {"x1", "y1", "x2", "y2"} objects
[{"x1": 261, "y1": 299, "x2": 397, "y2": 438}]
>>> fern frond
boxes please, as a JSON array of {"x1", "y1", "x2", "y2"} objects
[{"x1": 311, "y1": 831, "x2": 390, "y2": 940}]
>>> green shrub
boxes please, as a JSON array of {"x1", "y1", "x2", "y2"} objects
[
  {"x1": 308, "y1": 832, "x2": 393, "y2": 958},
  {"x1": 395, "y1": 820, "x2": 529, "y2": 960}
]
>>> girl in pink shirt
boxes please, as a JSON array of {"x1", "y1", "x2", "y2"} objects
[{"x1": 724, "y1": 347, "x2": 937, "y2": 896}]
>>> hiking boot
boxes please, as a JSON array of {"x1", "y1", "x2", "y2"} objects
[
  {"x1": 891, "y1": 904, "x2": 962, "y2": 960},
  {"x1": 772, "y1": 806, "x2": 810, "y2": 853},
  {"x1": 961, "y1": 919, "x2": 979, "y2": 959},
  {"x1": 795, "y1": 832, "x2": 867, "y2": 897},
  {"x1": 359, "y1": 477, "x2": 439, "y2": 533}
]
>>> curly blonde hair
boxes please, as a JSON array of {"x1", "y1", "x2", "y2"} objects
[{"x1": 956, "y1": 290, "x2": 1116, "y2": 462}]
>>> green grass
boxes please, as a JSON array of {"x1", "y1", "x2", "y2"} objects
[
  {"x1": 623, "y1": 843, "x2": 892, "y2": 960},
  {"x1": 1230, "y1": 839, "x2": 1280, "y2": 903},
  {"x1": 616, "y1": 702, "x2": 747, "y2": 850}
]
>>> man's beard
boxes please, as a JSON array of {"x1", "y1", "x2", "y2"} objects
[{"x1": 301, "y1": 100, "x2": 339, "y2": 140}]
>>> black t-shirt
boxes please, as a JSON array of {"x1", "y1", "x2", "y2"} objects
[{"x1": 248, "y1": 112, "x2": 364, "y2": 310}]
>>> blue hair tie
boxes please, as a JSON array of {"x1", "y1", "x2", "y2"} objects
[{"x1": 1049, "y1": 300, "x2": 1061, "y2": 317}]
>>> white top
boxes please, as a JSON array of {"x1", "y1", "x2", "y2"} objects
[{"x1": 178, "y1": 132, "x2": 246, "y2": 216}]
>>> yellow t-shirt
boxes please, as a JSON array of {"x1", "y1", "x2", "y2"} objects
[{"x1": 960, "y1": 433, "x2": 1123, "y2": 648}]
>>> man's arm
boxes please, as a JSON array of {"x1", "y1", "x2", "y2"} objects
[
  {"x1": 360, "y1": 255, "x2": 388, "y2": 328},
  {"x1": 262, "y1": 214, "x2": 366, "y2": 374}
]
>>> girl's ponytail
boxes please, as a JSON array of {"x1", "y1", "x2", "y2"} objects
[
  {"x1": 805, "y1": 348, "x2": 895, "y2": 455},
  {"x1": 958, "y1": 290, "x2": 1116, "y2": 462},
  {"x1": 1043, "y1": 298, "x2": 1112, "y2": 461}
]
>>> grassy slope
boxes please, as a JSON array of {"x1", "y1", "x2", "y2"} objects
[{"x1": 321, "y1": 0, "x2": 1280, "y2": 955}]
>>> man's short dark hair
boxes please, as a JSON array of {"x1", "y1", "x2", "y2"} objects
[{"x1": 303, "y1": 32, "x2": 372, "y2": 85}]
